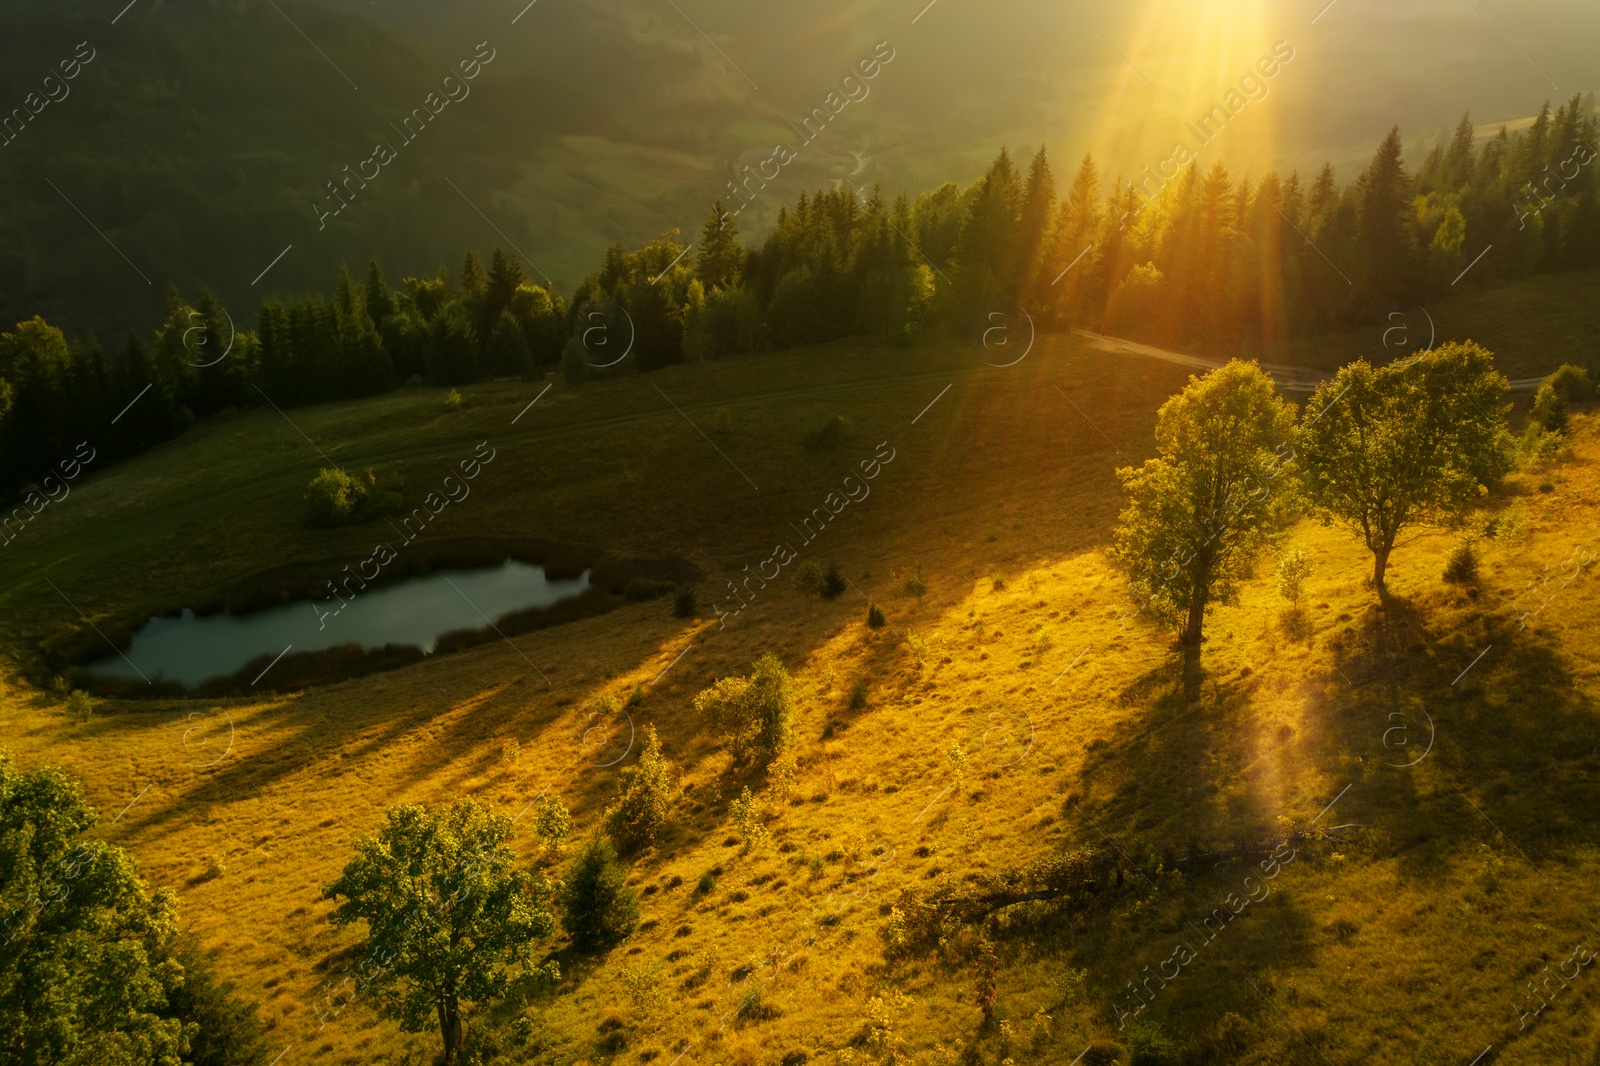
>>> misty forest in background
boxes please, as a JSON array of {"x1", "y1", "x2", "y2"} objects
[{"x1": 2, "y1": 99, "x2": 1598, "y2": 501}]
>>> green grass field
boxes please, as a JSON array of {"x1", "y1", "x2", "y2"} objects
[{"x1": 6, "y1": 324, "x2": 1600, "y2": 1065}]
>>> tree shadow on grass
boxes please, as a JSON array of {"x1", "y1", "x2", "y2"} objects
[{"x1": 1027, "y1": 582, "x2": 1600, "y2": 1060}]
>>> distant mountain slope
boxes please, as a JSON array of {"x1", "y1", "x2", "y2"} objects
[
  {"x1": 0, "y1": 0, "x2": 737, "y2": 341},
  {"x1": 3, "y1": 0, "x2": 1594, "y2": 344}
]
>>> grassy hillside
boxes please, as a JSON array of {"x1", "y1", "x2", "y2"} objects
[{"x1": 5, "y1": 330, "x2": 1600, "y2": 1065}]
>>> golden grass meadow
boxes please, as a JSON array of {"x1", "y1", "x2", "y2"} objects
[
  {"x1": 6, "y1": 3, "x2": 1600, "y2": 1062},
  {"x1": 8, "y1": 294, "x2": 1600, "y2": 1064}
]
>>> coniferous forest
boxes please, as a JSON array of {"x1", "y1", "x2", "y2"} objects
[{"x1": 2, "y1": 100, "x2": 1596, "y2": 500}]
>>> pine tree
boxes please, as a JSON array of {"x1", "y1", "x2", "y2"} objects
[
  {"x1": 365, "y1": 260, "x2": 395, "y2": 325},
  {"x1": 486, "y1": 248, "x2": 526, "y2": 324},
  {"x1": 1444, "y1": 113, "x2": 1476, "y2": 189},
  {"x1": 1012, "y1": 146, "x2": 1056, "y2": 302},
  {"x1": 460, "y1": 250, "x2": 489, "y2": 299},
  {"x1": 1358, "y1": 126, "x2": 1420, "y2": 300},
  {"x1": 952, "y1": 147, "x2": 1022, "y2": 315},
  {"x1": 697, "y1": 201, "x2": 742, "y2": 291}
]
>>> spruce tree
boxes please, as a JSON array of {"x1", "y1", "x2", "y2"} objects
[{"x1": 697, "y1": 201, "x2": 741, "y2": 291}]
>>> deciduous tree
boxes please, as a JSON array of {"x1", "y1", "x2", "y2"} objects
[
  {"x1": 322, "y1": 800, "x2": 555, "y2": 1065},
  {"x1": 0, "y1": 755, "x2": 195, "y2": 1066},
  {"x1": 1109, "y1": 360, "x2": 1297, "y2": 645},
  {"x1": 1296, "y1": 341, "x2": 1510, "y2": 591}
]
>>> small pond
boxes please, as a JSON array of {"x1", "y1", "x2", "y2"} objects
[{"x1": 85, "y1": 559, "x2": 590, "y2": 687}]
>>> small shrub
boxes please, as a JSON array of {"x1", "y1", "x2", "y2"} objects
[
  {"x1": 1128, "y1": 1019, "x2": 1175, "y2": 1065},
  {"x1": 1539, "y1": 479, "x2": 1555, "y2": 493},
  {"x1": 1532, "y1": 380, "x2": 1569, "y2": 433},
  {"x1": 794, "y1": 561, "x2": 826, "y2": 601},
  {"x1": 1052, "y1": 967, "x2": 1088, "y2": 1004},
  {"x1": 902, "y1": 565, "x2": 926, "y2": 600},
  {"x1": 198, "y1": 852, "x2": 226, "y2": 882},
  {"x1": 695, "y1": 870, "x2": 717, "y2": 895},
  {"x1": 947, "y1": 741, "x2": 968, "y2": 792},
  {"x1": 803, "y1": 414, "x2": 846, "y2": 452},
  {"x1": 866, "y1": 604, "x2": 886, "y2": 629},
  {"x1": 304, "y1": 466, "x2": 401, "y2": 526},
  {"x1": 673, "y1": 585, "x2": 698, "y2": 617},
  {"x1": 529, "y1": 959, "x2": 561, "y2": 993},
  {"x1": 1443, "y1": 537, "x2": 1479, "y2": 585},
  {"x1": 1489, "y1": 499, "x2": 1529, "y2": 545},
  {"x1": 534, "y1": 793, "x2": 572, "y2": 851},
  {"x1": 624, "y1": 578, "x2": 675, "y2": 602},
  {"x1": 1546, "y1": 363, "x2": 1595, "y2": 403},
  {"x1": 1276, "y1": 545, "x2": 1314, "y2": 607},
  {"x1": 848, "y1": 679, "x2": 869, "y2": 710},
  {"x1": 305, "y1": 468, "x2": 363, "y2": 527},
  {"x1": 1478, "y1": 842, "x2": 1505, "y2": 893},
  {"x1": 882, "y1": 906, "x2": 908, "y2": 956},
  {"x1": 729, "y1": 786, "x2": 770, "y2": 852},
  {"x1": 1517, "y1": 423, "x2": 1568, "y2": 471},
  {"x1": 445, "y1": 387, "x2": 463, "y2": 409},
  {"x1": 736, "y1": 985, "x2": 764, "y2": 1020},
  {"x1": 621, "y1": 961, "x2": 665, "y2": 1013},
  {"x1": 63, "y1": 689, "x2": 93, "y2": 720},
  {"x1": 864, "y1": 992, "x2": 909, "y2": 1059},
  {"x1": 604, "y1": 725, "x2": 676, "y2": 851},
  {"x1": 821, "y1": 563, "x2": 847, "y2": 599},
  {"x1": 692, "y1": 654, "x2": 795, "y2": 766},
  {"x1": 765, "y1": 752, "x2": 798, "y2": 801},
  {"x1": 561, "y1": 835, "x2": 640, "y2": 950}
]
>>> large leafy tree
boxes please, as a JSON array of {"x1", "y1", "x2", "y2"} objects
[
  {"x1": 1109, "y1": 360, "x2": 1298, "y2": 646},
  {"x1": 1297, "y1": 341, "x2": 1510, "y2": 592},
  {"x1": 0, "y1": 755, "x2": 192, "y2": 1066},
  {"x1": 322, "y1": 800, "x2": 555, "y2": 1065}
]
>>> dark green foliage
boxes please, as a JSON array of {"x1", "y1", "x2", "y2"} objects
[
  {"x1": 673, "y1": 585, "x2": 698, "y2": 617},
  {"x1": 1300, "y1": 342, "x2": 1510, "y2": 590},
  {"x1": 0, "y1": 755, "x2": 269, "y2": 1064},
  {"x1": 821, "y1": 563, "x2": 847, "y2": 599},
  {"x1": 322, "y1": 800, "x2": 556, "y2": 1063},
  {"x1": 603, "y1": 725, "x2": 675, "y2": 852},
  {"x1": 1532, "y1": 380, "x2": 1570, "y2": 433},
  {"x1": 1546, "y1": 364, "x2": 1595, "y2": 403},
  {"x1": 867, "y1": 603, "x2": 887, "y2": 628},
  {"x1": 6, "y1": 92, "x2": 1600, "y2": 510},
  {"x1": 692, "y1": 654, "x2": 797, "y2": 766},
  {"x1": 1128, "y1": 1019, "x2": 1176, "y2": 1065},
  {"x1": 304, "y1": 467, "x2": 403, "y2": 527},
  {"x1": 163, "y1": 930, "x2": 271, "y2": 1066},
  {"x1": 1444, "y1": 538, "x2": 1480, "y2": 584},
  {"x1": 695, "y1": 870, "x2": 716, "y2": 895},
  {"x1": 697, "y1": 202, "x2": 743, "y2": 291},
  {"x1": 561, "y1": 836, "x2": 640, "y2": 950}
]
